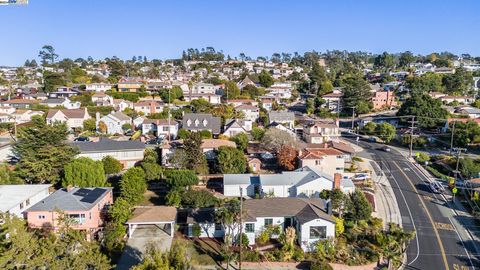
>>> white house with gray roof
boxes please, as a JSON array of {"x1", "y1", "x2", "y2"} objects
[
  {"x1": 0, "y1": 184, "x2": 51, "y2": 218},
  {"x1": 182, "y1": 113, "x2": 221, "y2": 135},
  {"x1": 223, "y1": 166, "x2": 352, "y2": 198},
  {"x1": 268, "y1": 111, "x2": 295, "y2": 129},
  {"x1": 71, "y1": 138, "x2": 145, "y2": 168},
  {"x1": 96, "y1": 111, "x2": 132, "y2": 134}
]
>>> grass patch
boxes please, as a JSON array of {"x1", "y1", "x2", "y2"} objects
[{"x1": 173, "y1": 237, "x2": 223, "y2": 266}]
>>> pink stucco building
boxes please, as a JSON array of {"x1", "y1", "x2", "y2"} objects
[
  {"x1": 372, "y1": 91, "x2": 397, "y2": 110},
  {"x1": 25, "y1": 187, "x2": 113, "y2": 238}
]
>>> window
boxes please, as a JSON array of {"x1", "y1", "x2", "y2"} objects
[
  {"x1": 26, "y1": 199, "x2": 30, "y2": 206},
  {"x1": 245, "y1": 223, "x2": 255, "y2": 233},
  {"x1": 315, "y1": 160, "x2": 322, "y2": 165},
  {"x1": 67, "y1": 214, "x2": 86, "y2": 224},
  {"x1": 264, "y1": 219, "x2": 273, "y2": 227},
  {"x1": 38, "y1": 215, "x2": 45, "y2": 219},
  {"x1": 310, "y1": 226, "x2": 327, "y2": 239},
  {"x1": 19, "y1": 202, "x2": 24, "y2": 210},
  {"x1": 336, "y1": 155, "x2": 343, "y2": 159}
]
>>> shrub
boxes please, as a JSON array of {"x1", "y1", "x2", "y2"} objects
[
  {"x1": 415, "y1": 152, "x2": 430, "y2": 164},
  {"x1": 119, "y1": 167, "x2": 147, "y2": 205},
  {"x1": 180, "y1": 189, "x2": 218, "y2": 208},
  {"x1": 192, "y1": 223, "x2": 201, "y2": 237},
  {"x1": 310, "y1": 260, "x2": 333, "y2": 270},
  {"x1": 256, "y1": 230, "x2": 270, "y2": 245},
  {"x1": 164, "y1": 169, "x2": 199, "y2": 187},
  {"x1": 237, "y1": 233, "x2": 249, "y2": 247},
  {"x1": 165, "y1": 189, "x2": 182, "y2": 207},
  {"x1": 102, "y1": 156, "x2": 122, "y2": 174},
  {"x1": 242, "y1": 250, "x2": 260, "y2": 262}
]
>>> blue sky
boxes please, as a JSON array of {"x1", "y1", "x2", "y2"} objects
[{"x1": 0, "y1": 0, "x2": 479, "y2": 66}]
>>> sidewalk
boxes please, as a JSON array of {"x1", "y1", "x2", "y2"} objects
[{"x1": 358, "y1": 157, "x2": 402, "y2": 228}]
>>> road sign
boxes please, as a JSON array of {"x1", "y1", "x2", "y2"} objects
[{"x1": 452, "y1": 187, "x2": 458, "y2": 194}]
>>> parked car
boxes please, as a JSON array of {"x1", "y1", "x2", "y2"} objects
[
  {"x1": 429, "y1": 181, "x2": 445, "y2": 194},
  {"x1": 74, "y1": 136, "x2": 90, "y2": 142},
  {"x1": 353, "y1": 173, "x2": 369, "y2": 181},
  {"x1": 380, "y1": 146, "x2": 391, "y2": 152}
]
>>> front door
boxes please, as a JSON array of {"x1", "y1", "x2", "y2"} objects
[{"x1": 284, "y1": 217, "x2": 292, "y2": 229}]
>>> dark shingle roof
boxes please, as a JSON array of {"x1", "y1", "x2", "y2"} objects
[
  {"x1": 182, "y1": 113, "x2": 221, "y2": 134},
  {"x1": 26, "y1": 187, "x2": 111, "y2": 212},
  {"x1": 243, "y1": 198, "x2": 334, "y2": 224},
  {"x1": 71, "y1": 138, "x2": 145, "y2": 153}
]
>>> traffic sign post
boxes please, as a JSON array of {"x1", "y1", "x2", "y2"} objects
[{"x1": 452, "y1": 187, "x2": 458, "y2": 200}]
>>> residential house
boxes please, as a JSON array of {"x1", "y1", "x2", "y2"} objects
[
  {"x1": 0, "y1": 184, "x2": 51, "y2": 218},
  {"x1": 429, "y1": 92, "x2": 446, "y2": 99},
  {"x1": 182, "y1": 113, "x2": 221, "y2": 135},
  {"x1": 72, "y1": 138, "x2": 145, "y2": 168},
  {"x1": 48, "y1": 87, "x2": 80, "y2": 99},
  {"x1": 456, "y1": 107, "x2": 480, "y2": 118},
  {"x1": 372, "y1": 90, "x2": 397, "y2": 110},
  {"x1": 303, "y1": 119, "x2": 340, "y2": 143},
  {"x1": 133, "y1": 100, "x2": 165, "y2": 115},
  {"x1": 228, "y1": 99, "x2": 258, "y2": 107},
  {"x1": 189, "y1": 82, "x2": 218, "y2": 94},
  {"x1": 46, "y1": 108, "x2": 91, "y2": 130},
  {"x1": 237, "y1": 76, "x2": 257, "y2": 89},
  {"x1": 223, "y1": 119, "x2": 252, "y2": 137},
  {"x1": 235, "y1": 104, "x2": 259, "y2": 122},
  {"x1": 117, "y1": 81, "x2": 143, "y2": 92},
  {"x1": 440, "y1": 96, "x2": 474, "y2": 105},
  {"x1": 183, "y1": 93, "x2": 222, "y2": 105},
  {"x1": 268, "y1": 111, "x2": 295, "y2": 129},
  {"x1": 442, "y1": 118, "x2": 480, "y2": 133},
  {"x1": 179, "y1": 208, "x2": 223, "y2": 238},
  {"x1": 96, "y1": 111, "x2": 132, "y2": 134},
  {"x1": 241, "y1": 198, "x2": 335, "y2": 251},
  {"x1": 92, "y1": 92, "x2": 113, "y2": 106},
  {"x1": 142, "y1": 119, "x2": 179, "y2": 140},
  {"x1": 298, "y1": 147, "x2": 345, "y2": 178},
  {"x1": 25, "y1": 187, "x2": 113, "y2": 238},
  {"x1": 12, "y1": 109, "x2": 44, "y2": 124},
  {"x1": 113, "y1": 99, "x2": 133, "y2": 111},
  {"x1": 85, "y1": 83, "x2": 112, "y2": 92},
  {"x1": 41, "y1": 98, "x2": 81, "y2": 109},
  {"x1": 0, "y1": 98, "x2": 40, "y2": 109},
  {"x1": 322, "y1": 91, "x2": 343, "y2": 113},
  {"x1": 223, "y1": 166, "x2": 353, "y2": 198},
  {"x1": 247, "y1": 157, "x2": 262, "y2": 173},
  {"x1": 259, "y1": 97, "x2": 274, "y2": 111},
  {"x1": 160, "y1": 139, "x2": 236, "y2": 166}
]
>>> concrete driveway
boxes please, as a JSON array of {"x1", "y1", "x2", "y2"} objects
[{"x1": 116, "y1": 225, "x2": 173, "y2": 270}]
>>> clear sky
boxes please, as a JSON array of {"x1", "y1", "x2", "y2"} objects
[{"x1": 0, "y1": 0, "x2": 479, "y2": 66}]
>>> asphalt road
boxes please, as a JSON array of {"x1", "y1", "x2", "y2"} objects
[{"x1": 352, "y1": 138, "x2": 480, "y2": 270}]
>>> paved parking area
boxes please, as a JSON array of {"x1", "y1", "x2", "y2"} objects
[{"x1": 116, "y1": 225, "x2": 172, "y2": 270}]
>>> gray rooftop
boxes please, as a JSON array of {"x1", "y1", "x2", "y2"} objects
[
  {"x1": 269, "y1": 111, "x2": 295, "y2": 123},
  {"x1": 182, "y1": 113, "x2": 221, "y2": 134},
  {"x1": 26, "y1": 187, "x2": 112, "y2": 212},
  {"x1": 0, "y1": 184, "x2": 51, "y2": 212},
  {"x1": 71, "y1": 138, "x2": 145, "y2": 153}
]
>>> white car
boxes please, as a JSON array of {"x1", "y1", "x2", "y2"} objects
[
  {"x1": 353, "y1": 173, "x2": 369, "y2": 181},
  {"x1": 429, "y1": 181, "x2": 445, "y2": 194}
]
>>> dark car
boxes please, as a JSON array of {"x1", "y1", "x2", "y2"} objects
[{"x1": 74, "y1": 136, "x2": 90, "y2": 142}]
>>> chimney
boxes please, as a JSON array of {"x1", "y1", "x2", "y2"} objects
[{"x1": 333, "y1": 173, "x2": 342, "y2": 190}]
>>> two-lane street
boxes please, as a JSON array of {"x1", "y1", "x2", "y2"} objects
[{"x1": 352, "y1": 138, "x2": 480, "y2": 270}]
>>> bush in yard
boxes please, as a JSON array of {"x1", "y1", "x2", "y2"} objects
[
  {"x1": 164, "y1": 169, "x2": 199, "y2": 187},
  {"x1": 256, "y1": 230, "x2": 270, "y2": 245},
  {"x1": 181, "y1": 189, "x2": 218, "y2": 208},
  {"x1": 251, "y1": 127, "x2": 265, "y2": 141},
  {"x1": 119, "y1": 167, "x2": 147, "y2": 205},
  {"x1": 108, "y1": 197, "x2": 132, "y2": 224},
  {"x1": 165, "y1": 189, "x2": 182, "y2": 207},
  {"x1": 347, "y1": 190, "x2": 372, "y2": 222},
  {"x1": 237, "y1": 233, "x2": 249, "y2": 247},
  {"x1": 63, "y1": 157, "x2": 107, "y2": 187},
  {"x1": 141, "y1": 162, "x2": 163, "y2": 181},
  {"x1": 334, "y1": 216, "x2": 345, "y2": 236},
  {"x1": 217, "y1": 146, "x2": 246, "y2": 174},
  {"x1": 191, "y1": 223, "x2": 201, "y2": 237},
  {"x1": 102, "y1": 156, "x2": 122, "y2": 174},
  {"x1": 230, "y1": 133, "x2": 248, "y2": 151},
  {"x1": 415, "y1": 152, "x2": 430, "y2": 164}
]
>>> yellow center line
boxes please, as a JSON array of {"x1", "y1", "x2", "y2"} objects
[{"x1": 391, "y1": 161, "x2": 450, "y2": 270}]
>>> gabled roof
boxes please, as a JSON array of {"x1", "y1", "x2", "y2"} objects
[
  {"x1": 243, "y1": 198, "x2": 334, "y2": 224},
  {"x1": 26, "y1": 187, "x2": 111, "y2": 212},
  {"x1": 106, "y1": 111, "x2": 131, "y2": 122},
  {"x1": 46, "y1": 108, "x2": 88, "y2": 119},
  {"x1": 269, "y1": 111, "x2": 295, "y2": 122},
  {"x1": 182, "y1": 113, "x2": 221, "y2": 134}
]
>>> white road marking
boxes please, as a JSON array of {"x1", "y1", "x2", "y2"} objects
[{"x1": 380, "y1": 160, "x2": 420, "y2": 266}]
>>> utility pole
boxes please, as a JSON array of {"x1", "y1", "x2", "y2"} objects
[
  {"x1": 408, "y1": 116, "x2": 416, "y2": 158},
  {"x1": 167, "y1": 87, "x2": 171, "y2": 142},
  {"x1": 239, "y1": 187, "x2": 243, "y2": 270},
  {"x1": 453, "y1": 147, "x2": 466, "y2": 200},
  {"x1": 449, "y1": 121, "x2": 456, "y2": 155},
  {"x1": 351, "y1": 107, "x2": 355, "y2": 131}
]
